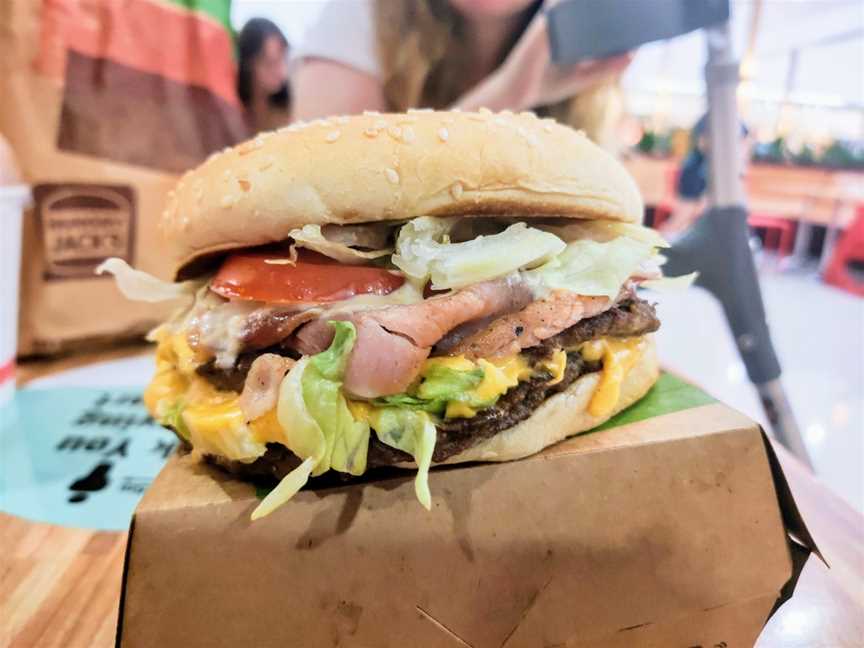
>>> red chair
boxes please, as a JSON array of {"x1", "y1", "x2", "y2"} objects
[
  {"x1": 747, "y1": 214, "x2": 797, "y2": 258},
  {"x1": 824, "y1": 205, "x2": 864, "y2": 296}
]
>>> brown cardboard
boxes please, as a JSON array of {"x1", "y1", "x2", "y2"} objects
[{"x1": 117, "y1": 403, "x2": 815, "y2": 648}]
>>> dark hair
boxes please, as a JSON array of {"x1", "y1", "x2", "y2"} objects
[{"x1": 236, "y1": 18, "x2": 290, "y2": 109}]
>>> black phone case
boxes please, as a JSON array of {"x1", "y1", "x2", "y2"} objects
[{"x1": 547, "y1": 0, "x2": 730, "y2": 65}]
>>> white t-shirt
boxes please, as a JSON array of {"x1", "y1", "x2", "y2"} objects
[{"x1": 291, "y1": 0, "x2": 382, "y2": 79}]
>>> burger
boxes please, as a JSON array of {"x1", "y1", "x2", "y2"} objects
[{"x1": 100, "y1": 109, "x2": 682, "y2": 519}]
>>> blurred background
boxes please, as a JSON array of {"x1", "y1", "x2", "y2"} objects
[{"x1": 1, "y1": 0, "x2": 861, "y2": 514}]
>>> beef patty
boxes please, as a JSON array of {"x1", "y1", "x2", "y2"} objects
[{"x1": 199, "y1": 298, "x2": 659, "y2": 481}]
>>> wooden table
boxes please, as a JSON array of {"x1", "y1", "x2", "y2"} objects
[
  {"x1": 624, "y1": 154, "x2": 863, "y2": 229},
  {"x1": 2, "y1": 351, "x2": 863, "y2": 647}
]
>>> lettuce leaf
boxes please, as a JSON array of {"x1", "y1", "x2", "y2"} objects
[
  {"x1": 368, "y1": 408, "x2": 437, "y2": 509},
  {"x1": 303, "y1": 321, "x2": 370, "y2": 476},
  {"x1": 641, "y1": 272, "x2": 699, "y2": 292},
  {"x1": 537, "y1": 221, "x2": 670, "y2": 248},
  {"x1": 372, "y1": 363, "x2": 486, "y2": 414},
  {"x1": 392, "y1": 218, "x2": 565, "y2": 289},
  {"x1": 257, "y1": 322, "x2": 370, "y2": 519},
  {"x1": 289, "y1": 224, "x2": 392, "y2": 264},
  {"x1": 95, "y1": 258, "x2": 201, "y2": 302},
  {"x1": 161, "y1": 400, "x2": 190, "y2": 441},
  {"x1": 372, "y1": 393, "x2": 445, "y2": 414},
  {"x1": 416, "y1": 365, "x2": 484, "y2": 401},
  {"x1": 525, "y1": 236, "x2": 656, "y2": 299},
  {"x1": 391, "y1": 216, "x2": 457, "y2": 281}
]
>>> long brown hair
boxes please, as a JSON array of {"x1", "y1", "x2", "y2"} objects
[{"x1": 374, "y1": 0, "x2": 624, "y2": 149}]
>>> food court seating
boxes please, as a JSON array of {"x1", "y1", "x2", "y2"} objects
[{"x1": 823, "y1": 205, "x2": 864, "y2": 296}]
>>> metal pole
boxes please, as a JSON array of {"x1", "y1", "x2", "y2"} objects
[
  {"x1": 709, "y1": 22, "x2": 812, "y2": 467},
  {"x1": 665, "y1": 20, "x2": 813, "y2": 468}
]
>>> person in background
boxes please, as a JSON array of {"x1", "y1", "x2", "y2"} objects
[
  {"x1": 237, "y1": 18, "x2": 291, "y2": 133},
  {"x1": 291, "y1": 0, "x2": 632, "y2": 149},
  {"x1": 661, "y1": 114, "x2": 751, "y2": 236}
]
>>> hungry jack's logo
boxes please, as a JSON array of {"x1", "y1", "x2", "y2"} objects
[{"x1": 33, "y1": 183, "x2": 136, "y2": 280}]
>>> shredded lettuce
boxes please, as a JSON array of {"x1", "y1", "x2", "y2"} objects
[
  {"x1": 525, "y1": 237, "x2": 656, "y2": 299},
  {"x1": 367, "y1": 408, "x2": 437, "y2": 510},
  {"x1": 391, "y1": 216, "x2": 457, "y2": 281},
  {"x1": 95, "y1": 258, "x2": 201, "y2": 302},
  {"x1": 255, "y1": 322, "x2": 370, "y2": 519},
  {"x1": 373, "y1": 393, "x2": 445, "y2": 413},
  {"x1": 302, "y1": 321, "x2": 370, "y2": 476},
  {"x1": 289, "y1": 224, "x2": 392, "y2": 264},
  {"x1": 641, "y1": 272, "x2": 699, "y2": 292},
  {"x1": 373, "y1": 362, "x2": 487, "y2": 414},
  {"x1": 161, "y1": 401, "x2": 190, "y2": 441},
  {"x1": 393, "y1": 219, "x2": 566, "y2": 289},
  {"x1": 416, "y1": 365, "x2": 484, "y2": 401},
  {"x1": 537, "y1": 221, "x2": 670, "y2": 249}
]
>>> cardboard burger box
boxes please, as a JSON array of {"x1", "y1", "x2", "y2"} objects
[{"x1": 115, "y1": 374, "x2": 818, "y2": 647}]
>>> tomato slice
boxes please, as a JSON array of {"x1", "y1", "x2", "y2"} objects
[{"x1": 210, "y1": 250, "x2": 404, "y2": 304}]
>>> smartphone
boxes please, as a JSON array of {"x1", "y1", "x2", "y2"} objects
[{"x1": 546, "y1": 0, "x2": 730, "y2": 65}]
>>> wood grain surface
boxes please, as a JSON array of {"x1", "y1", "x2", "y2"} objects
[
  {"x1": 625, "y1": 154, "x2": 863, "y2": 227},
  {"x1": 2, "y1": 353, "x2": 862, "y2": 648}
]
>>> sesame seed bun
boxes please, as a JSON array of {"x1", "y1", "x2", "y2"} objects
[{"x1": 162, "y1": 109, "x2": 644, "y2": 279}]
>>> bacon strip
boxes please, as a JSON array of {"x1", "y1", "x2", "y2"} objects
[
  {"x1": 446, "y1": 290, "x2": 615, "y2": 359},
  {"x1": 239, "y1": 353, "x2": 295, "y2": 421}
]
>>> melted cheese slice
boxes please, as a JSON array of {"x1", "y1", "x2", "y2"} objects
[
  {"x1": 146, "y1": 330, "x2": 644, "y2": 462},
  {"x1": 444, "y1": 355, "x2": 532, "y2": 419},
  {"x1": 580, "y1": 337, "x2": 646, "y2": 417}
]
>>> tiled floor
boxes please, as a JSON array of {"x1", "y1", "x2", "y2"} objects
[{"x1": 653, "y1": 261, "x2": 864, "y2": 513}]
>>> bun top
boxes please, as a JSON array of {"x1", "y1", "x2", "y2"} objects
[{"x1": 162, "y1": 109, "x2": 644, "y2": 278}]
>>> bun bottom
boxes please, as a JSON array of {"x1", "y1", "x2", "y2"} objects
[{"x1": 433, "y1": 338, "x2": 659, "y2": 466}]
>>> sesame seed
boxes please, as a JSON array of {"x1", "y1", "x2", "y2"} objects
[
  {"x1": 336, "y1": 115, "x2": 350, "y2": 124},
  {"x1": 437, "y1": 127, "x2": 449, "y2": 142},
  {"x1": 326, "y1": 130, "x2": 341, "y2": 142},
  {"x1": 402, "y1": 126, "x2": 416, "y2": 143},
  {"x1": 387, "y1": 125, "x2": 402, "y2": 139},
  {"x1": 452, "y1": 107, "x2": 462, "y2": 112},
  {"x1": 263, "y1": 258, "x2": 294, "y2": 265},
  {"x1": 385, "y1": 168, "x2": 399, "y2": 184},
  {"x1": 220, "y1": 194, "x2": 237, "y2": 208},
  {"x1": 450, "y1": 182, "x2": 464, "y2": 199},
  {"x1": 363, "y1": 128, "x2": 379, "y2": 138},
  {"x1": 478, "y1": 107, "x2": 492, "y2": 115},
  {"x1": 408, "y1": 108, "x2": 433, "y2": 114},
  {"x1": 468, "y1": 114, "x2": 486, "y2": 122},
  {"x1": 520, "y1": 111, "x2": 537, "y2": 119},
  {"x1": 363, "y1": 110, "x2": 381, "y2": 116},
  {"x1": 543, "y1": 124, "x2": 554, "y2": 133},
  {"x1": 493, "y1": 117, "x2": 506, "y2": 126}
]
